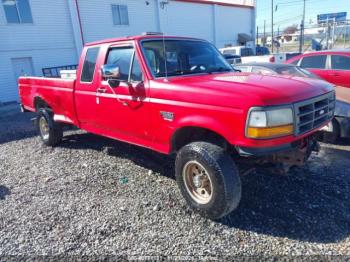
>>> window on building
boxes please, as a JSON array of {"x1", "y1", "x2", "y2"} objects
[
  {"x1": 111, "y1": 4, "x2": 129, "y2": 25},
  {"x1": 2, "y1": 0, "x2": 33, "y2": 23},
  {"x1": 331, "y1": 55, "x2": 350, "y2": 70},
  {"x1": 300, "y1": 55, "x2": 327, "y2": 69},
  {"x1": 81, "y1": 47, "x2": 100, "y2": 83}
]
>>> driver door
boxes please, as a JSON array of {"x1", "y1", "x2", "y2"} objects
[{"x1": 96, "y1": 45, "x2": 150, "y2": 146}]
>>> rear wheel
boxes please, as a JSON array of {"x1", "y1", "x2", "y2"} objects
[
  {"x1": 175, "y1": 142, "x2": 241, "y2": 219},
  {"x1": 36, "y1": 109, "x2": 63, "y2": 146}
]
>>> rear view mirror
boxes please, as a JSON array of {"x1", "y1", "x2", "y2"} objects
[{"x1": 101, "y1": 64, "x2": 120, "y2": 79}]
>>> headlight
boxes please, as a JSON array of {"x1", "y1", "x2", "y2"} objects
[{"x1": 247, "y1": 107, "x2": 294, "y2": 139}]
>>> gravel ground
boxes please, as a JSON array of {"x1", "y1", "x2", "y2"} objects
[{"x1": 1, "y1": 104, "x2": 350, "y2": 258}]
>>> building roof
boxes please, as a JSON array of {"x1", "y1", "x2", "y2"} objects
[{"x1": 173, "y1": 0, "x2": 255, "y2": 8}]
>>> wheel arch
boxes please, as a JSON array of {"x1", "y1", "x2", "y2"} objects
[
  {"x1": 170, "y1": 125, "x2": 231, "y2": 153},
  {"x1": 33, "y1": 96, "x2": 51, "y2": 111}
]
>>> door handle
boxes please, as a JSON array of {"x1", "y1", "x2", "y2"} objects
[{"x1": 97, "y1": 87, "x2": 107, "y2": 93}]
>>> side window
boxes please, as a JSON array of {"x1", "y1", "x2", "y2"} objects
[
  {"x1": 130, "y1": 55, "x2": 143, "y2": 82},
  {"x1": 81, "y1": 47, "x2": 100, "y2": 82},
  {"x1": 331, "y1": 55, "x2": 350, "y2": 70},
  {"x1": 106, "y1": 47, "x2": 134, "y2": 81},
  {"x1": 2, "y1": 0, "x2": 33, "y2": 23},
  {"x1": 300, "y1": 55, "x2": 327, "y2": 69}
]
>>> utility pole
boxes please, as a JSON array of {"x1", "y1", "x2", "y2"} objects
[
  {"x1": 271, "y1": 0, "x2": 274, "y2": 53},
  {"x1": 331, "y1": 18, "x2": 336, "y2": 49},
  {"x1": 256, "y1": 26, "x2": 259, "y2": 46},
  {"x1": 326, "y1": 18, "x2": 330, "y2": 50},
  {"x1": 299, "y1": 0, "x2": 306, "y2": 53},
  {"x1": 263, "y1": 20, "x2": 266, "y2": 47}
]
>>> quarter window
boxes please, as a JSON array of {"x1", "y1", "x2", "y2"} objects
[
  {"x1": 81, "y1": 47, "x2": 100, "y2": 83},
  {"x1": 290, "y1": 59, "x2": 300, "y2": 66},
  {"x1": 300, "y1": 55, "x2": 327, "y2": 69},
  {"x1": 106, "y1": 47, "x2": 134, "y2": 81},
  {"x1": 112, "y1": 4, "x2": 129, "y2": 25},
  {"x1": 331, "y1": 55, "x2": 350, "y2": 70},
  {"x1": 2, "y1": 0, "x2": 33, "y2": 23}
]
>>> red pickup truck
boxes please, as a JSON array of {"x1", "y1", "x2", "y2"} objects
[{"x1": 19, "y1": 34, "x2": 335, "y2": 219}]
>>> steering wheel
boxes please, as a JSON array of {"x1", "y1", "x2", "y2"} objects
[{"x1": 190, "y1": 65, "x2": 207, "y2": 72}]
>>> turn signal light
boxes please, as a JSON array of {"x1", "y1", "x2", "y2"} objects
[{"x1": 247, "y1": 124, "x2": 294, "y2": 139}]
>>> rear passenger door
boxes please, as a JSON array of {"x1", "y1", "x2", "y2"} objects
[
  {"x1": 299, "y1": 54, "x2": 329, "y2": 81},
  {"x1": 330, "y1": 54, "x2": 350, "y2": 87},
  {"x1": 75, "y1": 46, "x2": 100, "y2": 127}
]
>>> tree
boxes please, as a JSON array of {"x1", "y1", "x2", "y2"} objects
[
  {"x1": 283, "y1": 25, "x2": 298, "y2": 35},
  {"x1": 283, "y1": 25, "x2": 298, "y2": 42}
]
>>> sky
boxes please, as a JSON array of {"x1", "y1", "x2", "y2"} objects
[{"x1": 256, "y1": 0, "x2": 350, "y2": 33}]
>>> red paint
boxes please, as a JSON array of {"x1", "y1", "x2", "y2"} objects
[
  {"x1": 19, "y1": 35, "x2": 333, "y2": 155},
  {"x1": 286, "y1": 50, "x2": 350, "y2": 88}
]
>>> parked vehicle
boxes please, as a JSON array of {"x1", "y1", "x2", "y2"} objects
[
  {"x1": 222, "y1": 53, "x2": 242, "y2": 65},
  {"x1": 19, "y1": 34, "x2": 335, "y2": 219},
  {"x1": 255, "y1": 45, "x2": 270, "y2": 56},
  {"x1": 326, "y1": 86, "x2": 350, "y2": 142},
  {"x1": 234, "y1": 62, "x2": 318, "y2": 78},
  {"x1": 235, "y1": 62, "x2": 349, "y2": 141},
  {"x1": 286, "y1": 50, "x2": 350, "y2": 88},
  {"x1": 219, "y1": 46, "x2": 255, "y2": 57},
  {"x1": 241, "y1": 52, "x2": 301, "y2": 64}
]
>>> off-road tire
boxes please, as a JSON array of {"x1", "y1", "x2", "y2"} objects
[
  {"x1": 175, "y1": 142, "x2": 241, "y2": 219},
  {"x1": 36, "y1": 108, "x2": 63, "y2": 146}
]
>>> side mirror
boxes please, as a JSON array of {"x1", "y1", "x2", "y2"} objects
[
  {"x1": 101, "y1": 65, "x2": 121, "y2": 88},
  {"x1": 101, "y1": 64, "x2": 120, "y2": 79}
]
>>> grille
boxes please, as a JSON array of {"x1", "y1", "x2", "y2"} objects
[{"x1": 294, "y1": 92, "x2": 335, "y2": 135}]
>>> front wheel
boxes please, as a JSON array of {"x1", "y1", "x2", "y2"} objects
[
  {"x1": 36, "y1": 109, "x2": 63, "y2": 146},
  {"x1": 175, "y1": 142, "x2": 241, "y2": 219}
]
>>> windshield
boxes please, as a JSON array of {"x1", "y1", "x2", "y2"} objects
[
  {"x1": 141, "y1": 39, "x2": 233, "y2": 78},
  {"x1": 275, "y1": 66, "x2": 319, "y2": 79}
]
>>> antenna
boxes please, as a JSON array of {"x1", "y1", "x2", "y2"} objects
[{"x1": 160, "y1": 0, "x2": 169, "y2": 81}]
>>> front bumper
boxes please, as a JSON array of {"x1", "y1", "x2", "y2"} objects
[{"x1": 236, "y1": 134, "x2": 319, "y2": 157}]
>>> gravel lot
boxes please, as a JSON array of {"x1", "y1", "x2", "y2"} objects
[{"x1": 1, "y1": 103, "x2": 350, "y2": 258}]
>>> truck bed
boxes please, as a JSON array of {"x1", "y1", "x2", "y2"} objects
[{"x1": 19, "y1": 77, "x2": 78, "y2": 125}]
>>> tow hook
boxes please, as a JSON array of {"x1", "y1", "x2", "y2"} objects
[
  {"x1": 311, "y1": 139, "x2": 320, "y2": 153},
  {"x1": 307, "y1": 136, "x2": 320, "y2": 156}
]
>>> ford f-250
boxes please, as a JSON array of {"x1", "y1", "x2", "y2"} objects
[{"x1": 19, "y1": 34, "x2": 335, "y2": 219}]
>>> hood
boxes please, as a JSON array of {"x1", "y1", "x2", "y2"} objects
[{"x1": 161, "y1": 72, "x2": 334, "y2": 106}]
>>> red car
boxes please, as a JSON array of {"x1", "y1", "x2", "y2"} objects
[
  {"x1": 286, "y1": 50, "x2": 350, "y2": 88},
  {"x1": 19, "y1": 34, "x2": 335, "y2": 219}
]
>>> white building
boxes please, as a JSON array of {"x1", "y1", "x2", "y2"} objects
[{"x1": 0, "y1": 0, "x2": 256, "y2": 103}]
